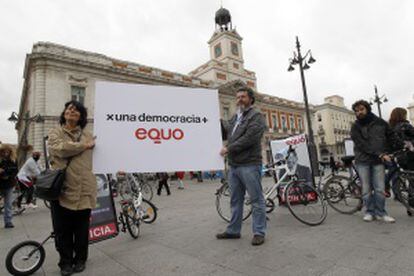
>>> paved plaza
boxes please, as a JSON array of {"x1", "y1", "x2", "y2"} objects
[{"x1": 1, "y1": 177, "x2": 414, "y2": 276}]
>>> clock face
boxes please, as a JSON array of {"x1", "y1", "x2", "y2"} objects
[
  {"x1": 231, "y1": 42, "x2": 239, "y2": 56},
  {"x1": 214, "y1": 44, "x2": 222, "y2": 58}
]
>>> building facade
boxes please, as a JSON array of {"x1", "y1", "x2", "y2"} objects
[{"x1": 314, "y1": 95, "x2": 354, "y2": 161}]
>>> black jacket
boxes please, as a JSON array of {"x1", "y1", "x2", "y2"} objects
[
  {"x1": 351, "y1": 114, "x2": 400, "y2": 164},
  {"x1": 0, "y1": 159, "x2": 18, "y2": 190},
  {"x1": 221, "y1": 107, "x2": 266, "y2": 166},
  {"x1": 393, "y1": 120, "x2": 414, "y2": 147}
]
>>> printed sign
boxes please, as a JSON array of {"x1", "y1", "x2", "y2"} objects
[
  {"x1": 344, "y1": 138, "x2": 354, "y2": 156},
  {"x1": 89, "y1": 174, "x2": 118, "y2": 243},
  {"x1": 93, "y1": 82, "x2": 224, "y2": 173},
  {"x1": 270, "y1": 134, "x2": 313, "y2": 186}
]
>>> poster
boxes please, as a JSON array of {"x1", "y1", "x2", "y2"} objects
[
  {"x1": 93, "y1": 81, "x2": 224, "y2": 173},
  {"x1": 344, "y1": 138, "x2": 354, "y2": 156},
  {"x1": 89, "y1": 174, "x2": 118, "y2": 243},
  {"x1": 270, "y1": 134, "x2": 313, "y2": 186}
]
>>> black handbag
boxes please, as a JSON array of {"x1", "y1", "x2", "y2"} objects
[{"x1": 35, "y1": 132, "x2": 80, "y2": 201}]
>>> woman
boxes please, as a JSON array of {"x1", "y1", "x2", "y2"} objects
[
  {"x1": 385, "y1": 107, "x2": 414, "y2": 197},
  {"x1": 48, "y1": 101, "x2": 96, "y2": 276},
  {"x1": 0, "y1": 144, "x2": 18, "y2": 228},
  {"x1": 176, "y1": 171, "x2": 185, "y2": 189}
]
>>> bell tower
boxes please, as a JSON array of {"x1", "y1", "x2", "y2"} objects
[{"x1": 189, "y1": 7, "x2": 257, "y2": 89}]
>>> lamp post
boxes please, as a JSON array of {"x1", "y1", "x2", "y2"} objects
[
  {"x1": 8, "y1": 111, "x2": 44, "y2": 165},
  {"x1": 287, "y1": 36, "x2": 319, "y2": 177},
  {"x1": 369, "y1": 85, "x2": 387, "y2": 118}
]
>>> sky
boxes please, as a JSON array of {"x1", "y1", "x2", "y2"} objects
[{"x1": 1, "y1": 0, "x2": 414, "y2": 143}]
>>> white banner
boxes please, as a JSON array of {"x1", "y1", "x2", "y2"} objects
[
  {"x1": 344, "y1": 138, "x2": 354, "y2": 156},
  {"x1": 270, "y1": 134, "x2": 313, "y2": 185},
  {"x1": 93, "y1": 82, "x2": 224, "y2": 173}
]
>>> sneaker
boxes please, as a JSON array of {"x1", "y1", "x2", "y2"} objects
[
  {"x1": 251, "y1": 235, "x2": 265, "y2": 246},
  {"x1": 376, "y1": 215, "x2": 396, "y2": 223},
  {"x1": 28, "y1": 203, "x2": 38, "y2": 209},
  {"x1": 4, "y1": 223, "x2": 14, "y2": 228},
  {"x1": 73, "y1": 261, "x2": 86, "y2": 273},
  {"x1": 363, "y1": 213, "x2": 374, "y2": 222},
  {"x1": 216, "y1": 232, "x2": 241, "y2": 239}
]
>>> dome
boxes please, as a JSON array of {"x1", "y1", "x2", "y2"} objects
[{"x1": 215, "y1": 7, "x2": 231, "y2": 26}]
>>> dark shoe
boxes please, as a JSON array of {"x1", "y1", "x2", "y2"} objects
[
  {"x1": 251, "y1": 235, "x2": 265, "y2": 246},
  {"x1": 60, "y1": 264, "x2": 73, "y2": 276},
  {"x1": 216, "y1": 232, "x2": 241, "y2": 239},
  {"x1": 4, "y1": 223, "x2": 14, "y2": 228},
  {"x1": 73, "y1": 262, "x2": 86, "y2": 273}
]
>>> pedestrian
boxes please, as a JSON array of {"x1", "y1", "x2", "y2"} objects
[
  {"x1": 157, "y1": 172, "x2": 171, "y2": 195},
  {"x1": 0, "y1": 144, "x2": 18, "y2": 229},
  {"x1": 16, "y1": 151, "x2": 42, "y2": 209},
  {"x1": 385, "y1": 107, "x2": 414, "y2": 197},
  {"x1": 350, "y1": 100, "x2": 400, "y2": 223},
  {"x1": 176, "y1": 171, "x2": 185, "y2": 189},
  {"x1": 48, "y1": 100, "x2": 97, "y2": 276},
  {"x1": 216, "y1": 87, "x2": 267, "y2": 246},
  {"x1": 329, "y1": 154, "x2": 338, "y2": 175}
]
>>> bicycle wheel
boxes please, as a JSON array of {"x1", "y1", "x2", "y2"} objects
[
  {"x1": 215, "y1": 183, "x2": 252, "y2": 223},
  {"x1": 394, "y1": 175, "x2": 414, "y2": 215},
  {"x1": 123, "y1": 204, "x2": 140, "y2": 239},
  {"x1": 6, "y1": 240, "x2": 46, "y2": 276},
  {"x1": 323, "y1": 175, "x2": 362, "y2": 214},
  {"x1": 140, "y1": 182, "x2": 154, "y2": 201},
  {"x1": 266, "y1": 198, "x2": 275, "y2": 213},
  {"x1": 285, "y1": 181, "x2": 327, "y2": 226},
  {"x1": 139, "y1": 198, "x2": 157, "y2": 224}
]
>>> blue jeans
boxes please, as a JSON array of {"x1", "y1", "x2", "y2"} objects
[
  {"x1": 1, "y1": 188, "x2": 13, "y2": 225},
  {"x1": 356, "y1": 163, "x2": 387, "y2": 216},
  {"x1": 227, "y1": 165, "x2": 266, "y2": 236}
]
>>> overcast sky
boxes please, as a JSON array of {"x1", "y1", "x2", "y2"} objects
[{"x1": 1, "y1": 0, "x2": 414, "y2": 143}]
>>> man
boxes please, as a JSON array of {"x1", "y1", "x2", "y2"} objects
[
  {"x1": 276, "y1": 149, "x2": 312, "y2": 186},
  {"x1": 351, "y1": 100, "x2": 399, "y2": 223},
  {"x1": 217, "y1": 87, "x2": 267, "y2": 246},
  {"x1": 16, "y1": 151, "x2": 42, "y2": 209}
]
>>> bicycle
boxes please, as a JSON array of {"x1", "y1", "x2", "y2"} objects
[
  {"x1": 115, "y1": 173, "x2": 158, "y2": 239},
  {"x1": 388, "y1": 149, "x2": 414, "y2": 216},
  {"x1": 321, "y1": 156, "x2": 363, "y2": 215},
  {"x1": 216, "y1": 147, "x2": 327, "y2": 226}
]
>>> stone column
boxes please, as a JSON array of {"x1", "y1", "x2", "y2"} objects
[
  {"x1": 408, "y1": 94, "x2": 414, "y2": 125},
  {"x1": 32, "y1": 65, "x2": 46, "y2": 153}
]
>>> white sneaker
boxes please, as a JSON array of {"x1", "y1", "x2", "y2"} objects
[
  {"x1": 28, "y1": 203, "x2": 38, "y2": 209},
  {"x1": 363, "y1": 214, "x2": 374, "y2": 222},
  {"x1": 377, "y1": 215, "x2": 395, "y2": 223}
]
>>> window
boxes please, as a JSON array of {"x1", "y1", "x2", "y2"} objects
[
  {"x1": 281, "y1": 115, "x2": 287, "y2": 129},
  {"x1": 214, "y1": 43, "x2": 222, "y2": 58},
  {"x1": 272, "y1": 115, "x2": 278, "y2": 130},
  {"x1": 71, "y1": 86, "x2": 85, "y2": 104},
  {"x1": 298, "y1": 118, "x2": 303, "y2": 132},
  {"x1": 223, "y1": 107, "x2": 230, "y2": 120},
  {"x1": 289, "y1": 116, "x2": 295, "y2": 130}
]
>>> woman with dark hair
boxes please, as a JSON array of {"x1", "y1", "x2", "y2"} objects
[
  {"x1": 385, "y1": 107, "x2": 414, "y2": 197},
  {"x1": 48, "y1": 100, "x2": 97, "y2": 276},
  {"x1": 0, "y1": 144, "x2": 18, "y2": 228}
]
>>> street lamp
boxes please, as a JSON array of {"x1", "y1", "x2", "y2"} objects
[
  {"x1": 287, "y1": 36, "x2": 319, "y2": 177},
  {"x1": 7, "y1": 111, "x2": 44, "y2": 165},
  {"x1": 369, "y1": 85, "x2": 387, "y2": 118}
]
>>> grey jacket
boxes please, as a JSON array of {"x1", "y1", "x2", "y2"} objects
[{"x1": 222, "y1": 107, "x2": 266, "y2": 166}]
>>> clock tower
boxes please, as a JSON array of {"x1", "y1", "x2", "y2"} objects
[{"x1": 189, "y1": 7, "x2": 257, "y2": 89}]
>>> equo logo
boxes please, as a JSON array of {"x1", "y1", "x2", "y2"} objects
[
  {"x1": 285, "y1": 136, "x2": 306, "y2": 146},
  {"x1": 135, "y1": 128, "x2": 185, "y2": 144}
]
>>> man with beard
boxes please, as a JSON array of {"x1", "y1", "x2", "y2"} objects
[
  {"x1": 16, "y1": 151, "x2": 42, "y2": 209},
  {"x1": 217, "y1": 87, "x2": 267, "y2": 246},
  {"x1": 351, "y1": 100, "x2": 400, "y2": 223}
]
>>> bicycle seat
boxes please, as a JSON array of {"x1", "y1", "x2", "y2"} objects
[{"x1": 341, "y1": 156, "x2": 355, "y2": 166}]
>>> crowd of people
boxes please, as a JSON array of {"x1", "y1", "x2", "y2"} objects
[{"x1": 1, "y1": 88, "x2": 414, "y2": 275}]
